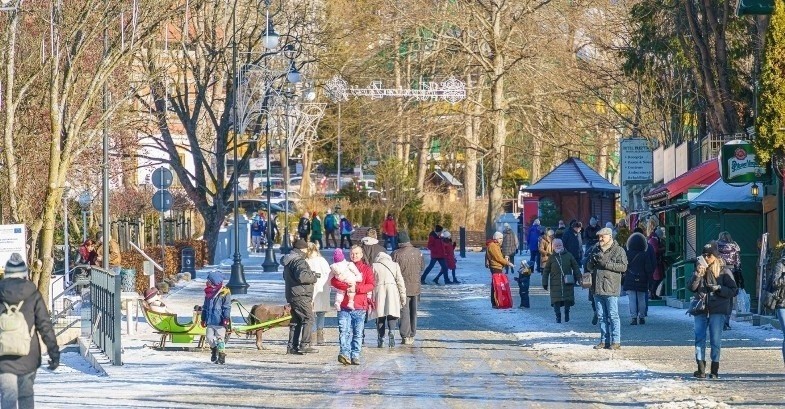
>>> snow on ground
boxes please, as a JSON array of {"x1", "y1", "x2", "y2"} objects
[{"x1": 35, "y1": 248, "x2": 784, "y2": 408}]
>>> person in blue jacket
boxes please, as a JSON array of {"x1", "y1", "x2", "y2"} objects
[
  {"x1": 201, "y1": 271, "x2": 232, "y2": 364},
  {"x1": 527, "y1": 219, "x2": 543, "y2": 271}
]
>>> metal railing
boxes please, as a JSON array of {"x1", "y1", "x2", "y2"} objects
[
  {"x1": 50, "y1": 266, "x2": 89, "y2": 337},
  {"x1": 90, "y1": 266, "x2": 122, "y2": 365}
]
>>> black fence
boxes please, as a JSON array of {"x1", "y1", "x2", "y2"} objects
[{"x1": 90, "y1": 266, "x2": 122, "y2": 365}]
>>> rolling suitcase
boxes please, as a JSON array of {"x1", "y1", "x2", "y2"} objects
[{"x1": 491, "y1": 273, "x2": 513, "y2": 309}]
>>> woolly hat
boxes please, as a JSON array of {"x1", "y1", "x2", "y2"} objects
[
  {"x1": 397, "y1": 231, "x2": 410, "y2": 244},
  {"x1": 333, "y1": 248, "x2": 345, "y2": 263},
  {"x1": 605, "y1": 222, "x2": 614, "y2": 229},
  {"x1": 144, "y1": 288, "x2": 159, "y2": 301},
  {"x1": 367, "y1": 228, "x2": 378, "y2": 239},
  {"x1": 596, "y1": 227, "x2": 613, "y2": 236},
  {"x1": 207, "y1": 270, "x2": 224, "y2": 285},
  {"x1": 4, "y1": 253, "x2": 28, "y2": 279},
  {"x1": 493, "y1": 231, "x2": 503, "y2": 240},
  {"x1": 533, "y1": 219, "x2": 541, "y2": 226},
  {"x1": 294, "y1": 239, "x2": 308, "y2": 249}
]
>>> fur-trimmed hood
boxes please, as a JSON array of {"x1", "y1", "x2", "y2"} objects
[{"x1": 626, "y1": 232, "x2": 648, "y2": 252}]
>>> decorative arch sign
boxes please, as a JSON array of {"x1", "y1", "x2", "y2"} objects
[{"x1": 718, "y1": 140, "x2": 769, "y2": 184}]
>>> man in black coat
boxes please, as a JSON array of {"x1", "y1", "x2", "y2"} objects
[
  {"x1": 562, "y1": 222, "x2": 583, "y2": 263},
  {"x1": 0, "y1": 253, "x2": 59, "y2": 409},
  {"x1": 281, "y1": 240, "x2": 319, "y2": 355},
  {"x1": 391, "y1": 231, "x2": 424, "y2": 345}
]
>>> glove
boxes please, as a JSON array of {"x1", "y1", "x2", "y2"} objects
[
  {"x1": 708, "y1": 284, "x2": 721, "y2": 293},
  {"x1": 543, "y1": 284, "x2": 548, "y2": 291},
  {"x1": 48, "y1": 357, "x2": 59, "y2": 370},
  {"x1": 200, "y1": 320, "x2": 207, "y2": 328}
]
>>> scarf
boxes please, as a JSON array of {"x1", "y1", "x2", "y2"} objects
[{"x1": 205, "y1": 283, "x2": 223, "y2": 299}]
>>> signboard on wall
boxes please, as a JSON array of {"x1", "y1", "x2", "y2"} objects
[
  {"x1": 620, "y1": 139, "x2": 653, "y2": 183},
  {"x1": 719, "y1": 140, "x2": 769, "y2": 184},
  {"x1": 0, "y1": 224, "x2": 26, "y2": 276}
]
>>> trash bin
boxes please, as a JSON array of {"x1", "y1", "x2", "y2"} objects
[
  {"x1": 120, "y1": 268, "x2": 137, "y2": 292},
  {"x1": 181, "y1": 246, "x2": 196, "y2": 279}
]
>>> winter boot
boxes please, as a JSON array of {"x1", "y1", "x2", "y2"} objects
[
  {"x1": 217, "y1": 352, "x2": 226, "y2": 365},
  {"x1": 299, "y1": 343, "x2": 319, "y2": 354},
  {"x1": 555, "y1": 308, "x2": 561, "y2": 323},
  {"x1": 639, "y1": 317, "x2": 645, "y2": 325},
  {"x1": 564, "y1": 307, "x2": 570, "y2": 323},
  {"x1": 709, "y1": 361, "x2": 720, "y2": 379},
  {"x1": 377, "y1": 336, "x2": 384, "y2": 348},
  {"x1": 388, "y1": 331, "x2": 395, "y2": 348},
  {"x1": 286, "y1": 327, "x2": 301, "y2": 355},
  {"x1": 693, "y1": 360, "x2": 706, "y2": 378},
  {"x1": 210, "y1": 347, "x2": 218, "y2": 363},
  {"x1": 630, "y1": 318, "x2": 638, "y2": 325}
]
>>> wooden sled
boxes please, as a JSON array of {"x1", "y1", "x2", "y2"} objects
[{"x1": 141, "y1": 304, "x2": 206, "y2": 349}]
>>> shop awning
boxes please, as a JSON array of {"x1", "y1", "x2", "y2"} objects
[
  {"x1": 643, "y1": 160, "x2": 719, "y2": 203},
  {"x1": 689, "y1": 179, "x2": 762, "y2": 212}
]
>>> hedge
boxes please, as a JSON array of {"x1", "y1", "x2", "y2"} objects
[
  {"x1": 340, "y1": 206, "x2": 453, "y2": 241},
  {"x1": 119, "y1": 239, "x2": 207, "y2": 294}
]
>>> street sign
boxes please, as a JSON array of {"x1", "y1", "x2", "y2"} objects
[
  {"x1": 736, "y1": 0, "x2": 774, "y2": 15},
  {"x1": 151, "y1": 167, "x2": 173, "y2": 189},
  {"x1": 152, "y1": 190, "x2": 173, "y2": 212},
  {"x1": 718, "y1": 140, "x2": 770, "y2": 184}
]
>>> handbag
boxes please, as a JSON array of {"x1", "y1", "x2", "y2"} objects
[
  {"x1": 555, "y1": 255, "x2": 575, "y2": 286},
  {"x1": 687, "y1": 293, "x2": 707, "y2": 316},
  {"x1": 580, "y1": 272, "x2": 592, "y2": 289}
]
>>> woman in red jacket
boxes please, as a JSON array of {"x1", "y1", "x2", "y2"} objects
[
  {"x1": 382, "y1": 214, "x2": 397, "y2": 250},
  {"x1": 436, "y1": 231, "x2": 459, "y2": 284},
  {"x1": 331, "y1": 245, "x2": 375, "y2": 365},
  {"x1": 420, "y1": 225, "x2": 448, "y2": 284}
]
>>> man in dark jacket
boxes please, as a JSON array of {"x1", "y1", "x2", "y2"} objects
[
  {"x1": 281, "y1": 240, "x2": 319, "y2": 354},
  {"x1": 297, "y1": 213, "x2": 311, "y2": 240},
  {"x1": 360, "y1": 228, "x2": 386, "y2": 265},
  {"x1": 391, "y1": 231, "x2": 424, "y2": 345},
  {"x1": 622, "y1": 232, "x2": 655, "y2": 325},
  {"x1": 586, "y1": 228, "x2": 628, "y2": 350},
  {"x1": 420, "y1": 225, "x2": 447, "y2": 284},
  {"x1": 562, "y1": 222, "x2": 583, "y2": 263},
  {"x1": 0, "y1": 253, "x2": 59, "y2": 408}
]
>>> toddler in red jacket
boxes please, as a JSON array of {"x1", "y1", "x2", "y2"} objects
[{"x1": 443, "y1": 231, "x2": 459, "y2": 284}]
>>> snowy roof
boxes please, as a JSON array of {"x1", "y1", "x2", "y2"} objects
[{"x1": 524, "y1": 157, "x2": 619, "y2": 193}]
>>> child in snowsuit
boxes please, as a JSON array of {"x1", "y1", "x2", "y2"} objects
[
  {"x1": 440, "y1": 231, "x2": 459, "y2": 284},
  {"x1": 330, "y1": 248, "x2": 362, "y2": 310},
  {"x1": 201, "y1": 271, "x2": 232, "y2": 364}
]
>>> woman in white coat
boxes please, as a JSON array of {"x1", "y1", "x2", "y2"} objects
[
  {"x1": 306, "y1": 243, "x2": 332, "y2": 346},
  {"x1": 372, "y1": 252, "x2": 407, "y2": 348}
]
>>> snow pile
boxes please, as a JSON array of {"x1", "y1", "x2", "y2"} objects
[{"x1": 645, "y1": 398, "x2": 731, "y2": 409}]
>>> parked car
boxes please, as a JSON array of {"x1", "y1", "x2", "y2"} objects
[{"x1": 227, "y1": 199, "x2": 292, "y2": 218}]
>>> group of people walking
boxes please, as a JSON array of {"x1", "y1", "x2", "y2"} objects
[
  {"x1": 511, "y1": 214, "x2": 759, "y2": 379},
  {"x1": 281, "y1": 227, "x2": 423, "y2": 365}
]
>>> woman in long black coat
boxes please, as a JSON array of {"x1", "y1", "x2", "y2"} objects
[
  {"x1": 542, "y1": 239, "x2": 581, "y2": 323},
  {"x1": 622, "y1": 232, "x2": 655, "y2": 325}
]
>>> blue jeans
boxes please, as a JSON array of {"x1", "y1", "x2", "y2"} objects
[
  {"x1": 528, "y1": 250, "x2": 540, "y2": 271},
  {"x1": 338, "y1": 309, "x2": 366, "y2": 360},
  {"x1": 694, "y1": 313, "x2": 725, "y2": 362},
  {"x1": 517, "y1": 275, "x2": 530, "y2": 308},
  {"x1": 626, "y1": 290, "x2": 648, "y2": 319},
  {"x1": 0, "y1": 371, "x2": 36, "y2": 409},
  {"x1": 776, "y1": 308, "x2": 785, "y2": 366},
  {"x1": 594, "y1": 295, "x2": 620, "y2": 345},
  {"x1": 421, "y1": 258, "x2": 447, "y2": 282}
]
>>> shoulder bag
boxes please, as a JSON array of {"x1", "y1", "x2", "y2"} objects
[
  {"x1": 555, "y1": 256, "x2": 574, "y2": 285},
  {"x1": 686, "y1": 277, "x2": 707, "y2": 316}
]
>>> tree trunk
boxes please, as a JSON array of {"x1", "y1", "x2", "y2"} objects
[
  {"x1": 34, "y1": 191, "x2": 62, "y2": 305},
  {"x1": 485, "y1": 49, "x2": 507, "y2": 238},
  {"x1": 202, "y1": 209, "x2": 224, "y2": 265},
  {"x1": 2, "y1": 10, "x2": 20, "y2": 222},
  {"x1": 416, "y1": 132, "x2": 430, "y2": 191}
]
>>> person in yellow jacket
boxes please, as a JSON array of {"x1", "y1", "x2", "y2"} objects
[{"x1": 486, "y1": 232, "x2": 514, "y2": 273}]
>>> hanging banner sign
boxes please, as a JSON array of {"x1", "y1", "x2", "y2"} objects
[{"x1": 719, "y1": 140, "x2": 770, "y2": 184}]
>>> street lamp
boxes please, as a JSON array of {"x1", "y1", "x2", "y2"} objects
[{"x1": 78, "y1": 191, "x2": 92, "y2": 242}]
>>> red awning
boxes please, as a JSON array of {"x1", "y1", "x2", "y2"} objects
[{"x1": 643, "y1": 160, "x2": 720, "y2": 203}]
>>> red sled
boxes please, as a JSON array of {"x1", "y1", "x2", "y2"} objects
[{"x1": 491, "y1": 273, "x2": 513, "y2": 309}]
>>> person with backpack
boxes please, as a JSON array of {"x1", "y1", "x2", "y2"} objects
[
  {"x1": 297, "y1": 212, "x2": 311, "y2": 241},
  {"x1": 339, "y1": 215, "x2": 354, "y2": 249},
  {"x1": 250, "y1": 211, "x2": 266, "y2": 253},
  {"x1": 324, "y1": 209, "x2": 339, "y2": 249},
  {"x1": 0, "y1": 253, "x2": 60, "y2": 408}
]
